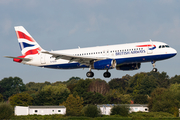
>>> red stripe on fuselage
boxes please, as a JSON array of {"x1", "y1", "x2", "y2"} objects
[
  {"x1": 136, "y1": 44, "x2": 155, "y2": 47},
  {"x1": 16, "y1": 31, "x2": 35, "y2": 42}
]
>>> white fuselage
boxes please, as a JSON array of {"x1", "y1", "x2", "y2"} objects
[{"x1": 23, "y1": 41, "x2": 177, "y2": 70}]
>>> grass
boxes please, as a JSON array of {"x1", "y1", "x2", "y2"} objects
[{"x1": 11, "y1": 112, "x2": 179, "y2": 120}]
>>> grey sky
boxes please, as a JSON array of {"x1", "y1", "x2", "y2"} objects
[{"x1": 1, "y1": 0, "x2": 179, "y2": 83}]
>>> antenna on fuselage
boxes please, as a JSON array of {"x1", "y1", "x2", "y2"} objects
[{"x1": 149, "y1": 39, "x2": 153, "y2": 45}]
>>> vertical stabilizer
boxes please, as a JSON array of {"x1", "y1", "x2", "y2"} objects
[{"x1": 14, "y1": 26, "x2": 43, "y2": 57}]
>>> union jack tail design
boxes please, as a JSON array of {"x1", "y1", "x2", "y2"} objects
[{"x1": 15, "y1": 26, "x2": 43, "y2": 57}]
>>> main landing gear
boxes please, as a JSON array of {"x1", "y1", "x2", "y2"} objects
[
  {"x1": 86, "y1": 71, "x2": 94, "y2": 77},
  {"x1": 86, "y1": 67, "x2": 94, "y2": 77},
  {"x1": 152, "y1": 61, "x2": 157, "y2": 72},
  {"x1": 103, "y1": 70, "x2": 111, "y2": 78},
  {"x1": 86, "y1": 69, "x2": 111, "y2": 78}
]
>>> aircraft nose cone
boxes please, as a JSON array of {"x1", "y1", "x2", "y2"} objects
[{"x1": 172, "y1": 48, "x2": 177, "y2": 56}]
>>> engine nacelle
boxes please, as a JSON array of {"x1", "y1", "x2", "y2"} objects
[
  {"x1": 116, "y1": 63, "x2": 141, "y2": 71},
  {"x1": 91, "y1": 59, "x2": 116, "y2": 70}
]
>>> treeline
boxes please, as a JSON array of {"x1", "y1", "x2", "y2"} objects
[{"x1": 0, "y1": 71, "x2": 180, "y2": 116}]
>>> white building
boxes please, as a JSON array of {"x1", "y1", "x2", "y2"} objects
[
  {"x1": 15, "y1": 106, "x2": 66, "y2": 116},
  {"x1": 97, "y1": 104, "x2": 149, "y2": 115}
]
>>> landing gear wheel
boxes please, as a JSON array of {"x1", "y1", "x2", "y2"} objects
[
  {"x1": 86, "y1": 71, "x2": 94, "y2": 77},
  {"x1": 103, "y1": 71, "x2": 111, "y2": 78},
  {"x1": 152, "y1": 68, "x2": 157, "y2": 72},
  {"x1": 151, "y1": 61, "x2": 157, "y2": 72}
]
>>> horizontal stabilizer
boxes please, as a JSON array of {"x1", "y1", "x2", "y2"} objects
[{"x1": 4, "y1": 56, "x2": 32, "y2": 61}]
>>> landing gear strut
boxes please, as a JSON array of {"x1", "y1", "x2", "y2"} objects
[
  {"x1": 103, "y1": 70, "x2": 111, "y2": 78},
  {"x1": 152, "y1": 61, "x2": 157, "y2": 72}
]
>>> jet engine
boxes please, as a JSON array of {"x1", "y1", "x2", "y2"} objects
[{"x1": 91, "y1": 59, "x2": 116, "y2": 70}]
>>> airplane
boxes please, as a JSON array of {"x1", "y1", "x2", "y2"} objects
[{"x1": 5, "y1": 26, "x2": 177, "y2": 78}]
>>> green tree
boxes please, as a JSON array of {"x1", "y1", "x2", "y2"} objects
[
  {"x1": 148, "y1": 87, "x2": 180, "y2": 116},
  {"x1": 110, "y1": 105, "x2": 129, "y2": 116},
  {"x1": 170, "y1": 75, "x2": 180, "y2": 84},
  {"x1": 157, "y1": 72, "x2": 170, "y2": 88},
  {"x1": 73, "y1": 79, "x2": 92, "y2": 97},
  {"x1": 67, "y1": 83, "x2": 77, "y2": 93},
  {"x1": 66, "y1": 77, "x2": 80, "y2": 86},
  {"x1": 128, "y1": 72, "x2": 146, "y2": 95},
  {"x1": 138, "y1": 75, "x2": 158, "y2": 95},
  {"x1": 9, "y1": 93, "x2": 33, "y2": 107},
  {"x1": 109, "y1": 75, "x2": 130, "y2": 94},
  {"x1": 42, "y1": 84, "x2": 70, "y2": 94},
  {"x1": 34, "y1": 84, "x2": 70, "y2": 105},
  {"x1": 0, "y1": 77, "x2": 26, "y2": 100},
  {"x1": 82, "y1": 92, "x2": 108, "y2": 105},
  {"x1": 106, "y1": 89, "x2": 131, "y2": 104},
  {"x1": 134, "y1": 94, "x2": 148, "y2": 104},
  {"x1": 26, "y1": 81, "x2": 51, "y2": 92},
  {"x1": 0, "y1": 94, "x2": 3, "y2": 102},
  {"x1": 82, "y1": 104, "x2": 101, "y2": 117},
  {"x1": 63, "y1": 94, "x2": 83, "y2": 116},
  {"x1": 0, "y1": 102, "x2": 13, "y2": 119}
]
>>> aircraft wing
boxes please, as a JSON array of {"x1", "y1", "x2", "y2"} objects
[
  {"x1": 4, "y1": 56, "x2": 32, "y2": 61},
  {"x1": 42, "y1": 51, "x2": 108, "y2": 66}
]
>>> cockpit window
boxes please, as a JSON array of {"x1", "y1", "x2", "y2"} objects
[{"x1": 159, "y1": 45, "x2": 170, "y2": 49}]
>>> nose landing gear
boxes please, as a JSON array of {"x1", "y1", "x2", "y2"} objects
[{"x1": 152, "y1": 61, "x2": 157, "y2": 72}]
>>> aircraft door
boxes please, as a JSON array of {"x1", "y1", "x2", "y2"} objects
[
  {"x1": 147, "y1": 46, "x2": 153, "y2": 54},
  {"x1": 40, "y1": 54, "x2": 46, "y2": 64}
]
